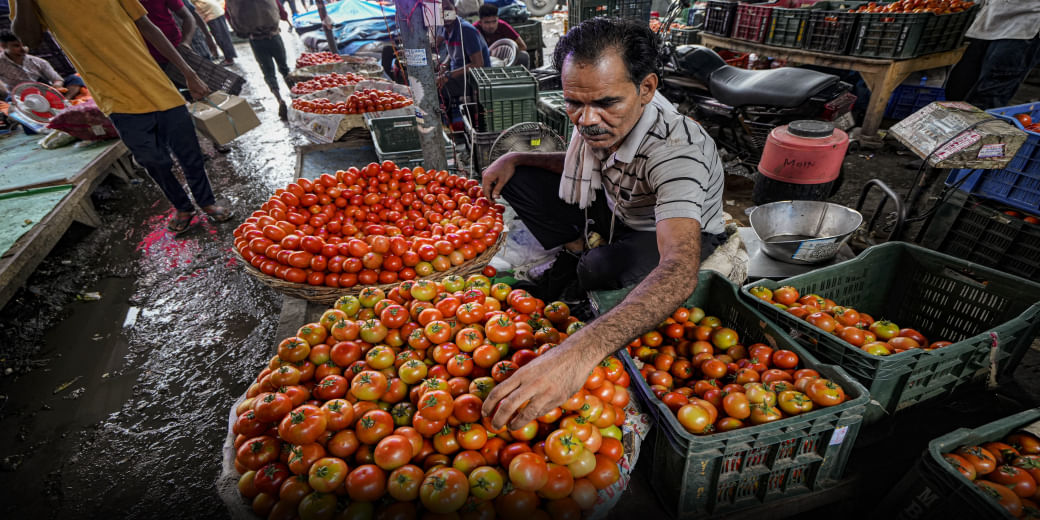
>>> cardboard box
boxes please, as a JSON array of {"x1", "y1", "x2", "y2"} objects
[{"x1": 190, "y1": 92, "x2": 260, "y2": 146}]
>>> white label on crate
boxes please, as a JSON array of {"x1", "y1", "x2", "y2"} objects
[
  {"x1": 933, "y1": 130, "x2": 982, "y2": 161},
  {"x1": 405, "y1": 48, "x2": 428, "y2": 67},
  {"x1": 829, "y1": 426, "x2": 849, "y2": 446},
  {"x1": 977, "y1": 143, "x2": 1006, "y2": 159},
  {"x1": 791, "y1": 237, "x2": 839, "y2": 262}
]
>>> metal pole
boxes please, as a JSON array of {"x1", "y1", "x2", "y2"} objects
[
  {"x1": 395, "y1": 0, "x2": 448, "y2": 170},
  {"x1": 315, "y1": 0, "x2": 339, "y2": 54}
]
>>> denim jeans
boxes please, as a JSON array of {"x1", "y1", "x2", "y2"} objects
[
  {"x1": 208, "y1": 16, "x2": 238, "y2": 60},
  {"x1": 952, "y1": 36, "x2": 1040, "y2": 109},
  {"x1": 108, "y1": 106, "x2": 216, "y2": 213}
]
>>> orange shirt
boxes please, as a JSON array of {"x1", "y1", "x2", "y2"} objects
[{"x1": 11, "y1": 0, "x2": 186, "y2": 115}]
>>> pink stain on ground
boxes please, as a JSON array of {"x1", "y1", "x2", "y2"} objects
[{"x1": 135, "y1": 211, "x2": 202, "y2": 274}]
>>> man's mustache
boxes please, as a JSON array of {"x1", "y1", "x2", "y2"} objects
[{"x1": 580, "y1": 125, "x2": 610, "y2": 136}]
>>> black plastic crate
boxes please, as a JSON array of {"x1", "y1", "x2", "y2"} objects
[
  {"x1": 165, "y1": 48, "x2": 246, "y2": 95},
  {"x1": 765, "y1": 5, "x2": 811, "y2": 48},
  {"x1": 512, "y1": 20, "x2": 544, "y2": 50},
  {"x1": 537, "y1": 90, "x2": 572, "y2": 142},
  {"x1": 670, "y1": 27, "x2": 701, "y2": 45},
  {"x1": 367, "y1": 115, "x2": 419, "y2": 154},
  {"x1": 921, "y1": 191, "x2": 1040, "y2": 282},
  {"x1": 568, "y1": 0, "x2": 613, "y2": 32},
  {"x1": 615, "y1": 0, "x2": 652, "y2": 21},
  {"x1": 703, "y1": 0, "x2": 739, "y2": 36},
  {"x1": 804, "y1": 2, "x2": 862, "y2": 54}
]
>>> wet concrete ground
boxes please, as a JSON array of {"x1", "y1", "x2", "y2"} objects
[{"x1": 0, "y1": 27, "x2": 1038, "y2": 519}]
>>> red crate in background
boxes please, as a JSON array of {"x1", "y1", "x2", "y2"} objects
[{"x1": 732, "y1": 2, "x2": 778, "y2": 42}]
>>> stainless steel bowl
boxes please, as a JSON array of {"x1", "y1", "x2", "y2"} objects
[{"x1": 749, "y1": 201, "x2": 863, "y2": 265}]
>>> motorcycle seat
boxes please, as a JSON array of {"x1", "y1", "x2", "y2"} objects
[{"x1": 708, "y1": 66, "x2": 838, "y2": 108}]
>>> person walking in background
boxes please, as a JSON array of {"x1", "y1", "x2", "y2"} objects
[
  {"x1": 140, "y1": 0, "x2": 198, "y2": 64},
  {"x1": 11, "y1": 0, "x2": 233, "y2": 235},
  {"x1": 183, "y1": 0, "x2": 220, "y2": 61},
  {"x1": 193, "y1": 0, "x2": 237, "y2": 65},
  {"x1": 0, "y1": 31, "x2": 86, "y2": 99},
  {"x1": 225, "y1": 0, "x2": 293, "y2": 120},
  {"x1": 946, "y1": 0, "x2": 1040, "y2": 109}
]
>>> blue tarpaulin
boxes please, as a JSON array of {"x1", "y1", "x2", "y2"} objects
[{"x1": 292, "y1": 0, "x2": 397, "y2": 55}]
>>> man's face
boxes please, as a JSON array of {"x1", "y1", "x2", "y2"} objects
[
  {"x1": 2, "y1": 40, "x2": 26, "y2": 59},
  {"x1": 562, "y1": 49, "x2": 655, "y2": 151},
  {"x1": 478, "y1": 16, "x2": 499, "y2": 35}
]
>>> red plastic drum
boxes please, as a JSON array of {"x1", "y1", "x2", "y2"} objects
[{"x1": 757, "y1": 120, "x2": 849, "y2": 185}]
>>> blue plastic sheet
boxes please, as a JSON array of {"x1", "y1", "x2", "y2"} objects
[{"x1": 291, "y1": 0, "x2": 397, "y2": 54}]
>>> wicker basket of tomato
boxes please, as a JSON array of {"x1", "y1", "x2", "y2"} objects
[
  {"x1": 217, "y1": 277, "x2": 652, "y2": 518},
  {"x1": 742, "y1": 242, "x2": 1040, "y2": 425},
  {"x1": 233, "y1": 161, "x2": 507, "y2": 304},
  {"x1": 591, "y1": 270, "x2": 869, "y2": 519},
  {"x1": 874, "y1": 407, "x2": 1040, "y2": 519}
]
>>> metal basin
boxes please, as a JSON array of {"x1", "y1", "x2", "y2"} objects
[{"x1": 749, "y1": 201, "x2": 863, "y2": 265}]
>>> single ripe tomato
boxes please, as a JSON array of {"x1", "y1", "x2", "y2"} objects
[{"x1": 1014, "y1": 113, "x2": 1033, "y2": 127}]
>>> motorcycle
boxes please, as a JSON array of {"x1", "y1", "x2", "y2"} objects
[{"x1": 656, "y1": 0, "x2": 857, "y2": 176}]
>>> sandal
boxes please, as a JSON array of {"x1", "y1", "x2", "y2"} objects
[
  {"x1": 203, "y1": 205, "x2": 234, "y2": 223},
  {"x1": 167, "y1": 211, "x2": 196, "y2": 234}
]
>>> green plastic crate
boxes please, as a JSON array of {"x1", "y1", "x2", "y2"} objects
[
  {"x1": 765, "y1": 5, "x2": 811, "y2": 48},
  {"x1": 511, "y1": 20, "x2": 544, "y2": 50},
  {"x1": 367, "y1": 115, "x2": 419, "y2": 154},
  {"x1": 875, "y1": 408, "x2": 1040, "y2": 519},
  {"x1": 372, "y1": 130, "x2": 454, "y2": 170},
  {"x1": 537, "y1": 90, "x2": 572, "y2": 142},
  {"x1": 851, "y1": 5, "x2": 978, "y2": 58},
  {"x1": 742, "y1": 242, "x2": 1040, "y2": 425},
  {"x1": 468, "y1": 67, "x2": 538, "y2": 132},
  {"x1": 591, "y1": 271, "x2": 869, "y2": 519},
  {"x1": 802, "y1": 1, "x2": 865, "y2": 54}
]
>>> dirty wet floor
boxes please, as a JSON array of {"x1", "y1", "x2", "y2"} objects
[{"x1": 0, "y1": 32, "x2": 309, "y2": 518}]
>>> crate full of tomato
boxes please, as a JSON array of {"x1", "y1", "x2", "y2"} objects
[
  {"x1": 590, "y1": 271, "x2": 868, "y2": 519},
  {"x1": 743, "y1": 242, "x2": 1040, "y2": 425},
  {"x1": 874, "y1": 408, "x2": 1040, "y2": 519}
]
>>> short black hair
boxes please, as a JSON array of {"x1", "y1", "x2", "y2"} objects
[
  {"x1": 0, "y1": 31, "x2": 19, "y2": 44},
  {"x1": 478, "y1": 4, "x2": 498, "y2": 18},
  {"x1": 553, "y1": 17, "x2": 660, "y2": 87}
]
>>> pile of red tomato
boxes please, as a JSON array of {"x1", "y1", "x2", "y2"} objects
[
  {"x1": 291, "y1": 89, "x2": 412, "y2": 115},
  {"x1": 233, "y1": 161, "x2": 505, "y2": 289},
  {"x1": 850, "y1": 0, "x2": 974, "y2": 13},
  {"x1": 747, "y1": 285, "x2": 951, "y2": 357},
  {"x1": 232, "y1": 277, "x2": 632, "y2": 519},
  {"x1": 942, "y1": 430, "x2": 1040, "y2": 518},
  {"x1": 290, "y1": 73, "x2": 367, "y2": 96},
  {"x1": 296, "y1": 52, "x2": 345, "y2": 68},
  {"x1": 629, "y1": 305, "x2": 849, "y2": 435}
]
